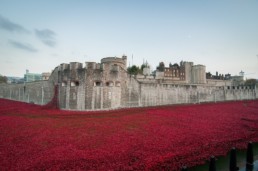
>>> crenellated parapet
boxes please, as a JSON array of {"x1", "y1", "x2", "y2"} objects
[
  {"x1": 60, "y1": 63, "x2": 69, "y2": 70},
  {"x1": 58, "y1": 55, "x2": 127, "y2": 89}
]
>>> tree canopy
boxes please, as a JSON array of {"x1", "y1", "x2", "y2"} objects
[
  {"x1": 0, "y1": 75, "x2": 7, "y2": 84},
  {"x1": 127, "y1": 65, "x2": 141, "y2": 75},
  {"x1": 245, "y1": 79, "x2": 257, "y2": 86}
]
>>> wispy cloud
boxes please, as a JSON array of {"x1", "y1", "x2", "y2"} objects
[
  {"x1": 35, "y1": 29, "x2": 56, "y2": 47},
  {"x1": 9, "y1": 40, "x2": 38, "y2": 52},
  {"x1": 0, "y1": 14, "x2": 30, "y2": 33}
]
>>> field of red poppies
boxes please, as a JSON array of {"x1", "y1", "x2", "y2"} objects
[{"x1": 0, "y1": 98, "x2": 258, "y2": 170}]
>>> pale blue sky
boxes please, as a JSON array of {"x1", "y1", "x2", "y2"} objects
[{"x1": 0, "y1": 0, "x2": 258, "y2": 79}]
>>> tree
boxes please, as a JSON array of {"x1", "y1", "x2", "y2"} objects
[
  {"x1": 206, "y1": 72, "x2": 212, "y2": 79},
  {"x1": 0, "y1": 75, "x2": 7, "y2": 84},
  {"x1": 245, "y1": 79, "x2": 257, "y2": 86},
  {"x1": 127, "y1": 65, "x2": 140, "y2": 75}
]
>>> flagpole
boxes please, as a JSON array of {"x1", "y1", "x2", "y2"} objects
[{"x1": 132, "y1": 54, "x2": 133, "y2": 66}]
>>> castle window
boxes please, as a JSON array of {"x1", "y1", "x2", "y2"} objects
[
  {"x1": 116, "y1": 81, "x2": 121, "y2": 87},
  {"x1": 106, "y1": 81, "x2": 114, "y2": 87},
  {"x1": 71, "y1": 81, "x2": 79, "y2": 87},
  {"x1": 62, "y1": 81, "x2": 67, "y2": 87},
  {"x1": 95, "y1": 81, "x2": 102, "y2": 86}
]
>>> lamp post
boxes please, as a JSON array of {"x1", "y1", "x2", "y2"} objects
[{"x1": 41, "y1": 86, "x2": 44, "y2": 105}]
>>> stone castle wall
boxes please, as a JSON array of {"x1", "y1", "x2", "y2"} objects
[
  {"x1": 56, "y1": 57, "x2": 128, "y2": 110},
  {"x1": 123, "y1": 78, "x2": 257, "y2": 108},
  {"x1": 140, "y1": 83, "x2": 257, "y2": 106},
  {"x1": 0, "y1": 68, "x2": 58, "y2": 105},
  {"x1": 1, "y1": 76, "x2": 256, "y2": 110},
  {"x1": 0, "y1": 56, "x2": 257, "y2": 110},
  {"x1": 0, "y1": 81, "x2": 55, "y2": 105}
]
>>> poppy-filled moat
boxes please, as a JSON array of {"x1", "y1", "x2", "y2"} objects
[{"x1": 0, "y1": 99, "x2": 258, "y2": 170}]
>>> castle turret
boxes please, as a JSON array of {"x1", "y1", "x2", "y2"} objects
[
  {"x1": 192, "y1": 65, "x2": 206, "y2": 84},
  {"x1": 70, "y1": 62, "x2": 83, "y2": 70},
  {"x1": 85, "y1": 62, "x2": 96, "y2": 70},
  {"x1": 101, "y1": 56, "x2": 127, "y2": 70},
  {"x1": 122, "y1": 55, "x2": 127, "y2": 68},
  {"x1": 183, "y1": 62, "x2": 193, "y2": 83}
]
